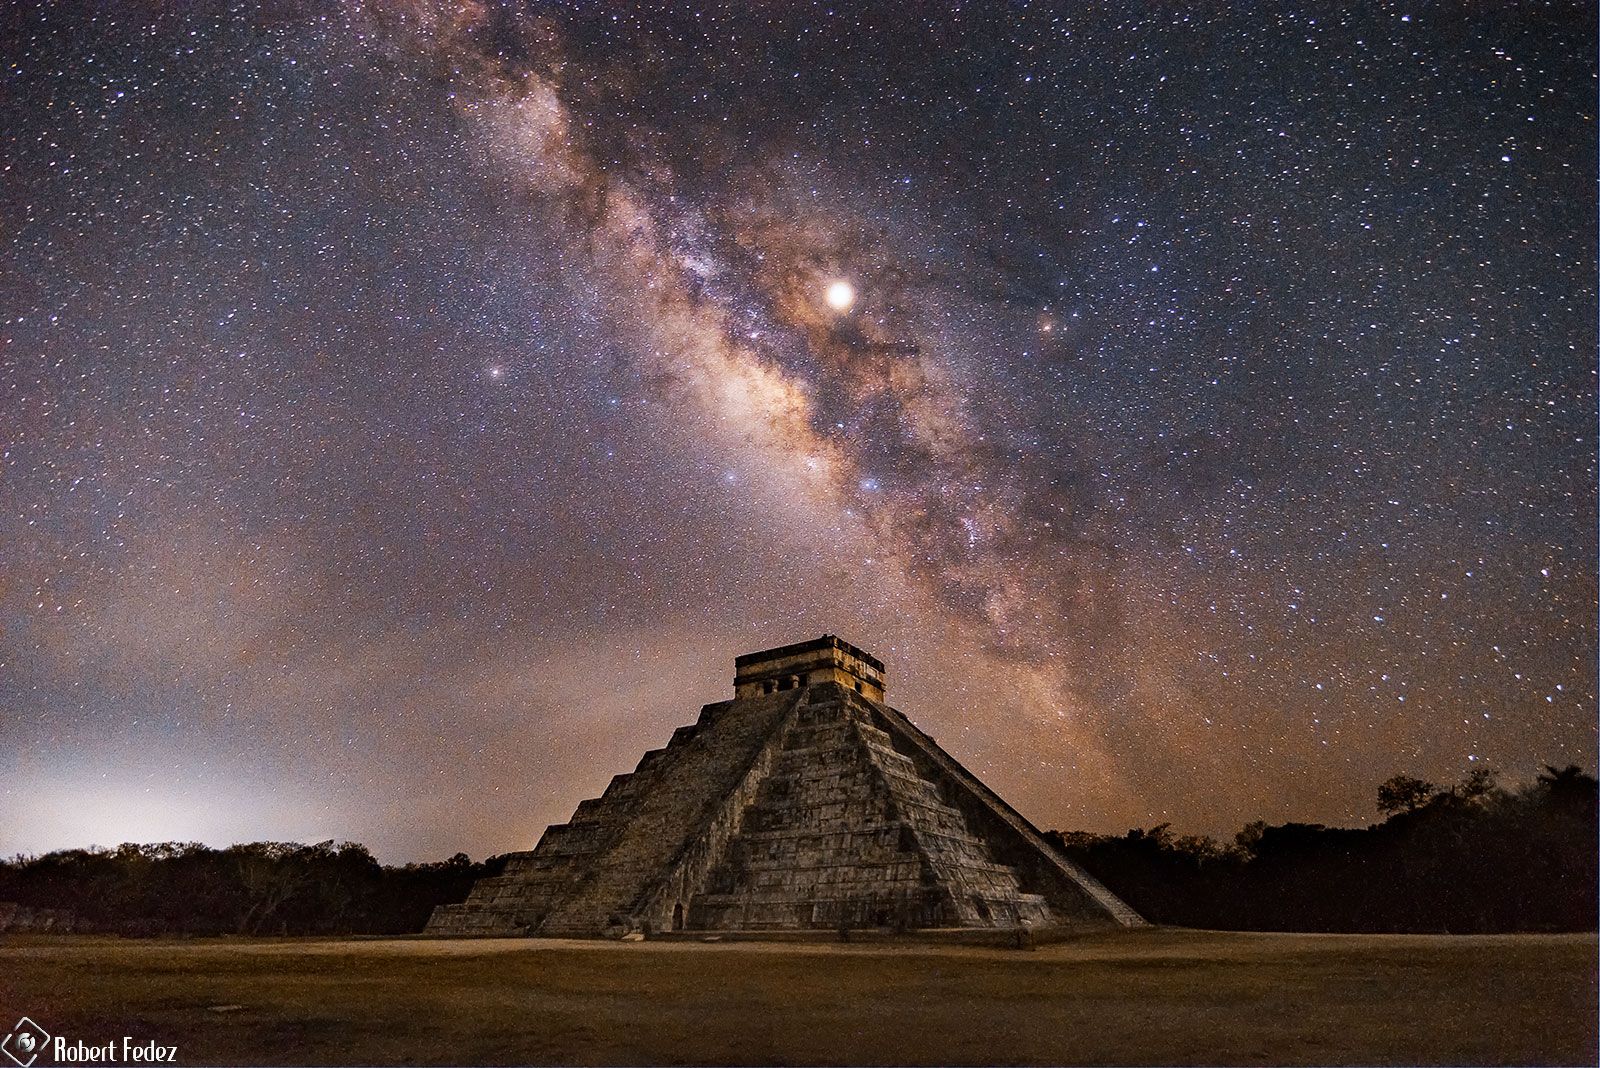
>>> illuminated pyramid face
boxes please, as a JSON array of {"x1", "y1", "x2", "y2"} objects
[{"x1": 428, "y1": 638, "x2": 1141, "y2": 937}]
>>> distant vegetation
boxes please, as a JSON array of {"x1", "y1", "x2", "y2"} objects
[
  {"x1": 2, "y1": 765, "x2": 1592, "y2": 936},
  {"x1": 1050, "y1": 765, "x2": 1598, "y2": 933},
  {"x1": 0, "y1": 842, "x2": 508, "y2": 936}
]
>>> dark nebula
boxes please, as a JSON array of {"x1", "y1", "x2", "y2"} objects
[{"x1": 2, "y1": 1, "x2": 1594, "y2": 860}]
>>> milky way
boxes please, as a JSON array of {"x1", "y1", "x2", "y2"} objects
[{"x1": 2, "y1": 1, "x2": 1594, "y2": 860}]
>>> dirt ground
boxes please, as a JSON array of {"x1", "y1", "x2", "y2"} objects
[{"x1": 0, "y1": 927, "x2": 1593, "y2": 1065}]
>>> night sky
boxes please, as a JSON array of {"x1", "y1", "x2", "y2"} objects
[{"x1": 3, "y1": 1, "x2": 1594, "y2": 862}]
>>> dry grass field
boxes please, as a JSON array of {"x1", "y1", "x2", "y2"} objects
[{"x1": 0, "y1": 928, "x2": 1593, "y2": 1065}]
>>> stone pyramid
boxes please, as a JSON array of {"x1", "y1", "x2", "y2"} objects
[{"x1": 427, "y1": 636, "x2": 1142, "y2": 936}]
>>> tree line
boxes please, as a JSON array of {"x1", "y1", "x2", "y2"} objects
[
  {"x1": 1, "y1": 764, "x2": 1592, "y2": 935},
  {"x1": 1049, "y1": 764, "x2": 1597, "y2": 932},
  {"x1": 0, "y1": 841, "x2": 508, "y2": 936}
]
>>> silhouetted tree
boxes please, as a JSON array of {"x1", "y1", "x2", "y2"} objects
[{"x1": 1377, "y1": 773, "x2": 1439, "y2": 815}]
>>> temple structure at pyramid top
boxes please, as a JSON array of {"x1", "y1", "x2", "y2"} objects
[
  {"x1": 427, "y1": 636, "x2": 1143, "y2": 937},
  {"x1": 733, "y1": 634, "x2": 885, "y2": 701}
]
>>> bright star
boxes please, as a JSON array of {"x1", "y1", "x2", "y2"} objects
[{"x1": 825, "y1": 280, "x2": 856, "y2": 311}]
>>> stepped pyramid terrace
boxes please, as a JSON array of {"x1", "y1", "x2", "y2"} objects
[{"x1": 427, "y1": 636, "x2": 1143, "y2": 937}]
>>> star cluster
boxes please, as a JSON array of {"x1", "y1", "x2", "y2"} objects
[{"x1": 1, "y1": 1, "x2": 1593, "y2": 860}]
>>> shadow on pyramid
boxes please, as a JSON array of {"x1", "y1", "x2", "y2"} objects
[{"x1": 427, "y1": 636, "x2": 1143, "y2": 938}]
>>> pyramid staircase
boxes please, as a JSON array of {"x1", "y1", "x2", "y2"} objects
[{"x1": 689, "y1": 684, "x2": 1053, "y2": 929}]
